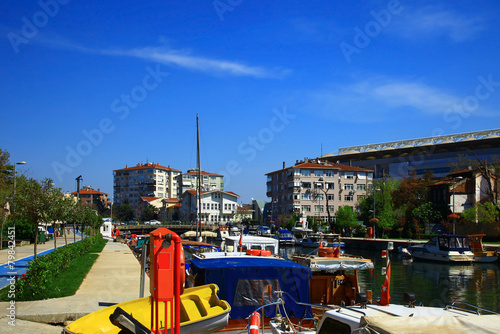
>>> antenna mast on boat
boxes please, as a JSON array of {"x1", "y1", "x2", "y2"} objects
[{"x1": 196, "y1": 114, "x2": 202, "y2": 241}]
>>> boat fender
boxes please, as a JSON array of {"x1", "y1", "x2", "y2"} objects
[
  {"x1": 248, "y1": 311, "x2": 260, "y2": 334},
  {"x1": 180, "y1": 246, "x2": 186, "y2": 294}
]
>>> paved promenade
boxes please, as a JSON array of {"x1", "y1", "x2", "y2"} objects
[
  {"x1": 0, "y1": 239, "x2": 149, "y2": 333},
  {"x1": 0, "y1": 233, "x2": 83, "y2": 289}
]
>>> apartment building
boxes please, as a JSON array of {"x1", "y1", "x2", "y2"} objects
[
  {"x1": 113, "y1": 162, "x2": 181, "y2": 210},
  {"x1": 179, "y1": 189, "x2": 239, "y2": 225},
  {"x1": 70, "y1": 186, "x2": 109, "y2": 211},
  {"x1": 266, "y1": 159, "x2": 373, "y2": 224},
  {"x1": 177, "y1": 169, "x2": 224, "y2": 197}
]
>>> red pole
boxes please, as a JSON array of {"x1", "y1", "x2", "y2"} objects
[{"x1": 173, "y1": 234, "x2": 181, "y2": 334}]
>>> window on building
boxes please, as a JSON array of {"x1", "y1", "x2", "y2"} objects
[
  {"x1": 302, "y1": 182, "x2": 311, "y2": 188},
  {"x1": 314, "y1": 205, "x2": 324, "y2": 212},
  {"x1": 344, "y1": 195, "x2": 353, "y2": 202},
  {"x1": 314, "y1": 182, "x2": 323, "y2": 189},
  {"x1": 328, "y1": 205, "x2": 335, "y2": 212},
  {"x1": 302, "y1": 205, "x2": 311, "y2": 212},
  {"x1": 357, "y1": 184, "x2": 366, "y2": 191},
  {"x1": 326, "y1": 182, "x2": 335, "y2": 189},
  {"x1": 301, "y1": 193, "x2": 311, "y2": 200},
  {"x1": 314, "y1": 170, "x2": 323, "y2": 177},
  {"x1": 327, "y1": 194, "x2": 335, "y2": 201},
  {"x1": 325, "y1": 170, "x2": 335, "y2": 177},
  {"x1": 301, "y1": 170, "x2": 311, "y2": 177},
  {"x1": 357, "y1": 195, "x2": 365, "y2": 201},
  {"x1": 344, "y1": 172, "x2": 354, "y2": 179},
  {"x1": 344, "y1": 184, "x2": 354, "y2": 190}
]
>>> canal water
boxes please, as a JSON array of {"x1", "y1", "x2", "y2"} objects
[{"x1": 279, "y1": 246, "x2": 500, "y2": 313}]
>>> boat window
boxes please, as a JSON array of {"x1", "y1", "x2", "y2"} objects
[
  {"x1": 438, "y1": 237, "x2": 449, "y2": 251},
  {"x1": 233, "y1": 279, "x2": 280, "y2": 306},
  {"x1": 318, "y1": 318, "x2": 351, "y2": 334},
  {"x1": 265, "y1": 245, "x2": 276, "y2": 253}
]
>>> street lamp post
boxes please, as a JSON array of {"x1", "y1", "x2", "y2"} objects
[
  {"x1": 452, "y1": 176, "x2": 463, "y2": 234},
  {"x1": 372, "y1": 187, "x2": 380, "y2": 239},
  {"x1": 12, "y1": 161, "x2": 27, "y2": 236}
]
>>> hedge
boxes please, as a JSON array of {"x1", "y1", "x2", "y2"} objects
[{"x1": 15, "y1": 235, "x2": 103, "y2": 301}]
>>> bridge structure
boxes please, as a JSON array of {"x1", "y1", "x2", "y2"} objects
[{"x1": 115, "y1": 224, "x2": 216, "y2": 236}]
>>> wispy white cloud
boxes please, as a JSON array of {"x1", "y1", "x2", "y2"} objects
[
  {"x1": 39, "y1": 38, "x2": 290, "y2": 79},
  {"x1": 391, "y1": 6, "x2": 485, "y2": 42},
  {"x1": 294, "y1": 77, "x2": 488, "y2": 123}
]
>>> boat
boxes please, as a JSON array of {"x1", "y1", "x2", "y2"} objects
[
  {"x1": 296, "y1": 233, "x2": 328, "y2": 248},
  {"x1": 64, "y1": 284, "x2": 230, "y2": 334},
  {"x1": 274, "y1": 228, "x2": 296, "y2": 246},
  {"x1": 267, "y1": 294, "x2": 500, "y2": 334},
  {"x1": 468, "y1": 234, "x2": 499, "y2": 262},
  {"x1": 260, "y1": 242, "x2": 499, "y2": 334},
  {"x1": 222, "y1": 234, "x2": 279, "y2": 254},
  {"x1": 291, "y1": 218, "x2": 313, "y2": 239},
  {"x1": 291, "y1": 242, "x2": 374, "y2": 306},
  {"x1": 187, "y1": 249, "x2": 312, "y2": 331},
  {"x1": 408, "y1": 234, "x2": 475, "y2": 263}
]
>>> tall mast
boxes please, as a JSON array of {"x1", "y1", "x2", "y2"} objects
[{"x1": 196, "y1": 114, "x2": 202, "y2": 241}]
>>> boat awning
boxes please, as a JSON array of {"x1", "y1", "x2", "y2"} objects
[
  {"x1": 311, "y1": 260, "x2": 374, "y2": 271},
  {"x1": 359, "y1": 314, "x2": 500, "y2": 334},
  {"x1": 190, "y1": 257, "x2": 312, "y2": 320}
]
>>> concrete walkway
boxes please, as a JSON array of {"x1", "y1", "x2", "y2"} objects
[
  {"x1": 0, "y1": 240, "x2": 149, "y2": 332},
  {"x1": 0, "y1": 233, "x2": 84, "y2": 289}
]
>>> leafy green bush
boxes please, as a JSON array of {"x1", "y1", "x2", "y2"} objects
[{"x1": 15, "y1": 235, "x2": 104, "y2": 300}]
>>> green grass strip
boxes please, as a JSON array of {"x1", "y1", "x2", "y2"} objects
[{"x1": 0, "y1": 238, "x2": 108, "y2": 301}]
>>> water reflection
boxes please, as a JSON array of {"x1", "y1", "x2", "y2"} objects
[{"x1": 281, "y1": 245, "x2": 500, "y2": 313}]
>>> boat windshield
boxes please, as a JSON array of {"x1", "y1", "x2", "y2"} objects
[
  {"x1": 233, "y1": 279, "x2": 279, "y2": 306},
  {"x1": 438, "y1": 236, "x2": 471, "y2": 251}
]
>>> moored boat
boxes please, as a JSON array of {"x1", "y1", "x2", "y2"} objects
[
  {"x1": 274, "y1": 228, "x2": 296, "y2": 246},
  {"x1": 408, "y1": 234, "x2": 475, "y2": 263},
  {"x1": 187, "y1": 250, "x2": 311, "y2": 331},
  {"x1": 468, "y1": 234, "x2": 499, "y2": 263},
  {"x1": 64, "y1": 284, "x2": 230, "y2": 334}
]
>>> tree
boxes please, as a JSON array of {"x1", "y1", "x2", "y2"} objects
[
  {"x1": 461, "y1": 202, "x2": 499, "y2": 233},
  {"x1": 412, "y1": 202, "x2": 442, "y2": 235},
  {"x1": 335, "y1": 206, "x2": 358, "y2": 236},
  {"x1": 141, "y1": 204, "x2": 159, "y2": 222},
  {"x1": 15, "y1": 177, "x2": 56, "y2": 259},
  {"x1": 0, "y1": 149, "x2": 13, "y2": 248},
  {"x1": 115, "y1": 203, "x2": 134, "y2": 222}
]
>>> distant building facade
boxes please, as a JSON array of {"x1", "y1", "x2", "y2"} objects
[
  {"x1": 113, "y1": 162, "x2": 181, "y2": 211},
  {"x1": 266, "y1": 159, "x2": 373, "y2": 225},
  {"x1": 70, "y1": 186, "x2": 109, "y2": 211},
  {"x1": 322, "y1": 129, "x2": 500, "y2": 180},
  {"x1": 179, "y1": 189, "x2": 239, "y2": 225},
  {"x1": 177, "y1": 169, "x2": 224, "y2": 197}
]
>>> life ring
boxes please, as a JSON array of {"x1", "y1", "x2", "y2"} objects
[
  {"x1": 247, "y1": 249, "x2": 261, "y2": 256},
  {"x1": 318, "y1": 247, "x2": 334, "y2": 258},
  {"x1": 248, "y1": 311, "x2": 260, "y2": 334},
  {"x1": 260, "y1": 250, "x2": 271, "y2": 256}
]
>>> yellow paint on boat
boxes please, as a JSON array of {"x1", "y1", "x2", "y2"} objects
[{"x1": 64, "y1": 284, "x2": 230, "y2": 334}]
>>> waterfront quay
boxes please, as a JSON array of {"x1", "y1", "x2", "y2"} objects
[{"x1": 0, "y1": 240, "x2": 148, "y2": 333}]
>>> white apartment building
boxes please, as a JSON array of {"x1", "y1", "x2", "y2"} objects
[
  {"x1": 113, "y1": 162, "x2": 181, "y2": 210},
  {"x1": 177, "y1": 169, "x2": 224, "y2": 197},
  {"x1": 180, "y1": 189, "x2": 239, "y2": 225},
  {"x1": 266, "y1": 159, "x2": 373, "y2": 224}
]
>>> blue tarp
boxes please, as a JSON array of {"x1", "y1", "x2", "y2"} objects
[{"x1": 190, "y1": 257, "x2": 312, "y2": 320}]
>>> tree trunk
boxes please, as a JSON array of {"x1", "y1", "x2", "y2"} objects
[
  {"x1": 34, "y1": 221, "x2": 39, "y2": 260},
  {"x1": 53, "y1": 222, "x2": 57, "y2": 250},
  {"x1": 64, "y1": 222, "x2": 67, "y2": 246}
]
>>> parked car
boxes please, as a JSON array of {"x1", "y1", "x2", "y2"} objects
[{"x1": 256, "y1": 225, "x2": 271, "y2": 236}]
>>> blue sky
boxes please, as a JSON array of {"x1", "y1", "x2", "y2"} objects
[{"x1": 1, "y1": 0, "x2": 499, "y2": 203}]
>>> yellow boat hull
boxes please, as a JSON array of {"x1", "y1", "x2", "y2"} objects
[{"x1": 64, "y1": 284, "x2": 230, "y2": 334}]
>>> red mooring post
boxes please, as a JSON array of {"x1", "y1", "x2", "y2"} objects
[{"x1": 149, "y1": 228, "x2": 183, "y2": 334}]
